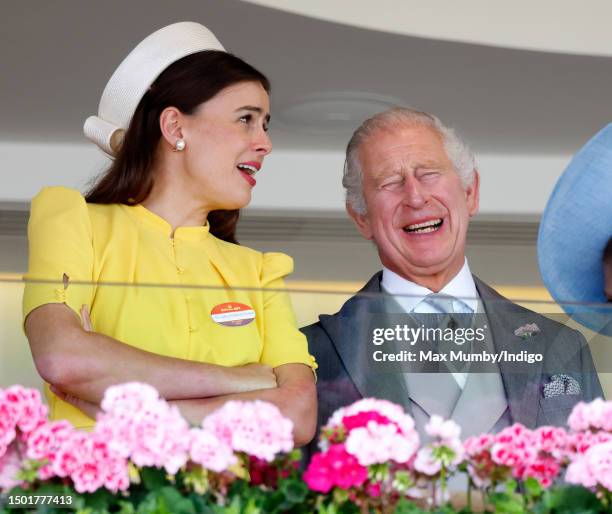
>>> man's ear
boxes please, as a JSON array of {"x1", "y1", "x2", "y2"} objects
[
  {"x1": 159, "y1": 107, "x2": 184, "y2": 149},
  {"x1": 466, "y1": 169, "x2": 480, "y2": 217},
  {"x1": 346, "y1": 203, "x2": 374, "y2": 240}
]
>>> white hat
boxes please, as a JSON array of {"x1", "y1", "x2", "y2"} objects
[{"x1": 84, "y1": 22, "x2": 225, "y2": 156}]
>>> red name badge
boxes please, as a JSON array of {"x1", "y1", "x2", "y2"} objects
[{"x1": 210, "y1": 302, "x2": 256, "y2": 327}]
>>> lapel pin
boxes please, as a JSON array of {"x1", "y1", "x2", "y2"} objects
[{"x1": 514, "y1": 322, "x2": 540, "y2": 340}]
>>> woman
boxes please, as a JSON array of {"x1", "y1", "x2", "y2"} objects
[{"x1": 23, "y1": 22, "x2": 317, "y2": 445}]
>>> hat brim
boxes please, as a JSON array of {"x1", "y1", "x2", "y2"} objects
[{"x1": 538, "y1": 123, "x2": 612, "y2": 336}]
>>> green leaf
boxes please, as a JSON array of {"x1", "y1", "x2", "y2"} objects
[
  {"x1": 158, "y1": 487, "x2": 195, "y2": 514},
  {"x1": 279, "y1": 479, "x2": 308, "y2": 504},
  {"x1": 489, "y1": 491, "x2": 525, "y2": 514},
  {"x1": 136, "y1": 493, "x2": 162, "y2": 514},
  {"x1": 394, "y1": 497, "x2": 428, "y2": 513},
  {"x1": 524, "y1": 477, "x2": 543, "y2": 498},
  {"x1": 539, "y1": 485, "x2": 605, "y2": 514},
  {"x1": 116, "y1": 501, "x2": 137, "y2": 514},
  {"x1": 505, "y1": 479, "x2": 518, "y2": 494},
  {"x1": 140, "y1": 467, "x2": 171, "y2": 491},
  {"x1": 80, "y1": 488, "x2": 115, "y2": 511}
]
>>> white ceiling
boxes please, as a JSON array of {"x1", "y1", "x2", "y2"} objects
[
  {"x1": 247, "y1": 0, "x2": 612, "y2": 57},
  {"x1": 3, "y1": 0, "x2": 612, "y2": 154}
]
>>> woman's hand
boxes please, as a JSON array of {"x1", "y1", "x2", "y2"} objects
[
  {"x1": 170, "y1": 364, "x2": 316, "y2": 446},
  {"x1": 50, "y1": 385, "x2": 100, "y2": 419},
  {"x1": 235, "y1": 363, "x2": 277, "y2": 392},
  {"x1": 79, "y1": 307, "x2": 276, "y2": 394},
  {"x1": 80, "y1": 304, "x2": 93, "y2": 331},
  {"x1": 26, "y1": 304, "x2": 284, "y2": 405}
]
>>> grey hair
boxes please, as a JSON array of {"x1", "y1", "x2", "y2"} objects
[{"x1": 343, "y1": 107, "x2": 476, "y2": 214}]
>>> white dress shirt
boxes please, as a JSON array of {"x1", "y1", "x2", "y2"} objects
[{"x1": 381, "y1": 259, "x2": 479, "y2": 389}]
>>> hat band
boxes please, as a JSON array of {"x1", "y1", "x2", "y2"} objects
[{"x1": 84, "y1": 116, "x2": 125, "y2": 156}]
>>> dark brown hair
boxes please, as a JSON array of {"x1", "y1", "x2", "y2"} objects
[
  {"x1": 604, "y1": 237, "x2": 612, "y2": 265},
  {"x1": 86, "y1": 51, "x2": 271, "y2": 244}
]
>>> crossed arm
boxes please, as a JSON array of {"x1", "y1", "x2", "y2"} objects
[{"x1": 25, "y1": 303, "x2": 317, "y2": 446}]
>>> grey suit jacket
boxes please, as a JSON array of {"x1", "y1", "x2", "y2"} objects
[{"x1": 302, "y1": 272, "x2": 603, "y2": 456}]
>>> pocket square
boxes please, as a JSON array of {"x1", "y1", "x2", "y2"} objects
[{"x1": 542, "y1": 374, "x2": 582, "y2": 398}]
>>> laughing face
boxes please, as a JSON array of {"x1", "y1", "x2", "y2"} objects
[{"x1": 348, "y1": 124, "x2": 479, "y2": 291}]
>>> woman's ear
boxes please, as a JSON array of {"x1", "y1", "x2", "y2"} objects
[{"x1": 159, "y1": 107, "x2": 184, "y2": 149}]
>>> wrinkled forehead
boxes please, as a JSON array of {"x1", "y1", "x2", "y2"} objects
[{"x1": 357, "y1": 122, "x2": 449, "y2": 175}]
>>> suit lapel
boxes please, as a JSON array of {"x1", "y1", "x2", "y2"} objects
[
  {"x1": 319, "y1": 273, "x2": 546, "y2": 430},
  {"x1": 474, "y1": 277, "x2": 545, "y2": 428},
  {"x1": 319, "y1": 273, "x2": 412, "y2": 413}
]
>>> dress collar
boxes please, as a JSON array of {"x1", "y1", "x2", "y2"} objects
[{"x1": 127, "y1": 204, "x2": 210, "y2": 242}]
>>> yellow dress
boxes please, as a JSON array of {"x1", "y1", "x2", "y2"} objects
[{"x1": 23, "y1": 187, "x2": 315, "y2": 427}]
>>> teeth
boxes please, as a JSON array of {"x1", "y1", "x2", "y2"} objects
[
  {"x1": 407, "y1": 219, "x2": 442, "y2": 230},
  {"x1": 412, "y1": 226, "x2": 437, "y2": 233},
  {"x1": 237, "y1": 164, "x2": 258, "y2": 174}
]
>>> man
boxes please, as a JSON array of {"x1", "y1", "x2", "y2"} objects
[{"x1": 303, "y1": 107, "x2": 603, "y2": 444}]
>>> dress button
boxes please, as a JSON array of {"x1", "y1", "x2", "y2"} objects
[
  {"x1": 177, "y1": 267, "x2": 185, "y2": 274},
  {"x1": 188, "y1": 326, "x2": 197, "y2": 332}
]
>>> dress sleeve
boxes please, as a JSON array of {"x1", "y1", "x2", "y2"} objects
[
  {"x1": 259, "y1": 252, "x2": 318, "y2": 372},
  {"x1": 23, "y1": 187, "x2": 95, "y2": 323}
]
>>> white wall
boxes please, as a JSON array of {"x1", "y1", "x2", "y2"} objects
[{"x1": 0, "y1": 142, "x2": 570, "y2": 215}]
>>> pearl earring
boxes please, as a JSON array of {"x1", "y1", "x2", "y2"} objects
[{"x1": 174, "y1": 138, "x2": 186, "y2": 151}]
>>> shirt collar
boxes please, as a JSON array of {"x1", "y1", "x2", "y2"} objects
[{"x1": 381, "y1": 259, "x2": 479, "y2": 313}]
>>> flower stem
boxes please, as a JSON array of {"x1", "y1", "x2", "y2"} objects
[
  {"x1": 440, "y1": 466, "x2": 447, "y2": 507},
  {"x1": 467, "y1": 476, "x2": 473, "y2": 512}
]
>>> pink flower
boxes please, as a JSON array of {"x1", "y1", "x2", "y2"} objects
[
  {"x1": 303, "y1": 444, "x2": 368, "y2": 492},
  {"x1": 54, "y1": 431, "x2": 129, "y2": 494},
  {"x1": 100, "y1": 382, "x2": 160, "y2": 415},
  {"x1": 26, "y1": 420, "x2": 74, "y2": 480},
  {"x1": 487, "y1": 424, "x2": 565, "y2": 488},
  {"x1": 189, "y1": 428, "x2": 236, "y2": 473},
  {"x1": 323, "y1": 444, "x2": 368, "y2": 490},
  {"x1": 568, "y1": 398, "x2": 612, "y2": 433},
  {"x1": 0, "y1": 386, "x2": 49, "y2": 454},
  {"x1": 463, "y1": 434, "x2": 498, "y2": 487},
  {"x1": 1, "y1": 386, "x2": 48, "y2": 436},
  {"x1": 327, "y1": 398, "x2": 415, "y2": 437},
  {"x1": 323, "y1": 398, "x2": 419, "y2": 469},
  {"x1": 414, "y1": 447, "x2": 442, "y2": 476},
  {"x1": 521, "y1": 455, "x2": 561, "y2": 489},
  {"x1": 566, "y1": 456, "x2": 597, "y2": 488},
  {"x1": 566, "y1": 440, "x2": 612, "y2": 491},
  {"x1": 96, "y1": 383, "x2": 190, "y2": 474},
  {"x1": 0, "y1": 444, "x2": 22, "y2": 492},
  {"x1": 203, "y1": 401, "x2": 294, "y2": 462},
  {"x1": 345, "y1": 421, "x2": 418, "y2": 465},
  {"x1": 566, "y1": 431, "x2": 612, "y2": 456},
  {"x1": 366, "y1": 482, "x2": 382, "y2": 498},
  {"x1": 491, "y1": 424, "x2": 536, "y2": 472},
  {"x1": 342, "y1": 411, "x2": 391, "y2": 431},
  {"x1": 103, "y1": 457, "x2": 131, "y2": 493},
  {"x1": 533, "y1": 426, "x2": 567, "y2": 459},
  {"x1": 52, "y1": 431, "x2": 85, "y2": 478},
  {"x1": 303, "y1": 452, "x2": 335, "y2": 493},
  {"x1": 425, "y1": 415, "x2": 461, "y2": 442},
  {"x1": 414, "y1": 416, "x2": 464, "y2": 478},
  {"x1": 464, "y1": 434, "x2": 494, "y2": 457},
  {"x1": 0, "y1": 400, "x2": 16, "y2": 451}
]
